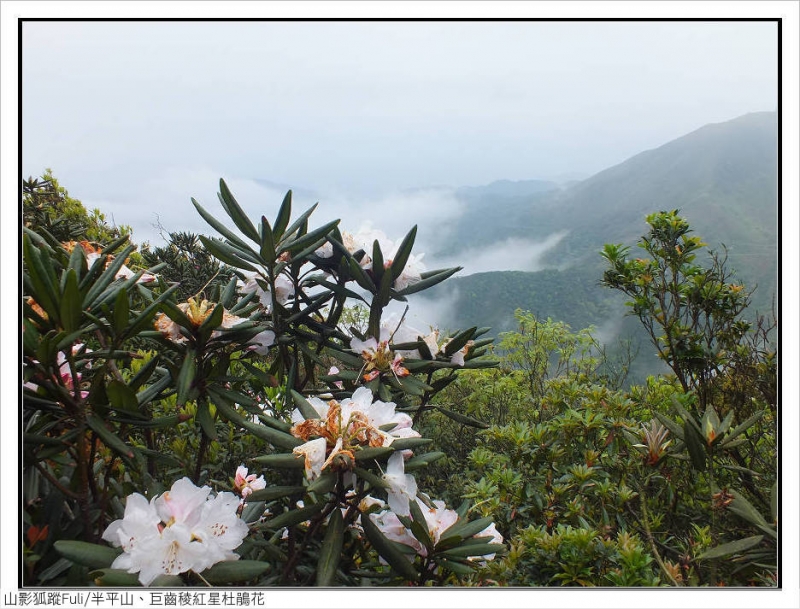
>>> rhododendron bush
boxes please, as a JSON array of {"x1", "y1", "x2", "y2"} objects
[{"x1": 22, "y1": 180, "x2": 504, "y2": 587}]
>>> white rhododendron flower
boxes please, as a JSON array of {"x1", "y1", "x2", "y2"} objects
[
  {"x1": 350, "y1": 328, "x2": 410, "y2": 381},
  {"x1": 233, "y1": 465, "x2": 266, "y2": 499},
  {"x1": 241, "y1": 274, "x2": 295, "y2": 310},
  {"x1": 102, "y1": 478, "x2": 248, "y2": 586},
  {"x1": 382, "y1": 453, "x2": 418, "y2": 516},
  {"x1": 245, "y1": 329, "x2": 276, "y2": 355},
  {"x1": 292, "y1": 437, "x2": 327, "y2": 481},
  {"x1": 290, "y1": 388, "x2": 419, "y2": 483}
]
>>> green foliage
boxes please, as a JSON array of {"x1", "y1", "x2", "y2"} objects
[
  {"x1": 23, "y1": 178, "x2": 502, "y2": 588},
  {"x1": 23, "y1": 170, "x2": 132, "y2": 244}
]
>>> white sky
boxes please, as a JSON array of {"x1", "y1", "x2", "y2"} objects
[
  {"x1": 4, "y1": 2, "x2": 800, "y2": 607},
  {"x1": 19, "y1": 18, "x2": 778, "y2": 246}
]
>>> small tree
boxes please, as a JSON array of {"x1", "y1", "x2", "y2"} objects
[{"x1": 600, "y1": 210, "x2": 756, "y2": 414}]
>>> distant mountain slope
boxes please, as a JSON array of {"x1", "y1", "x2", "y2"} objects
[{"x1": 428, "y1": 112, "x2": 778, "y2": 381}]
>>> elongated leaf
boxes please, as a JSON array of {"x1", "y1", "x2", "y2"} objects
[
  {"x1": 219, "y1": 178, "x2": 260, "y2": 242},
  {"x1": 279, "y1": 202, "x2": 318, "y2": 244},
  {"x1": 211, "y1": 392, "x2": 302, "y2": 449},
  {"x1": 260, "y1": 216, "x2": 276, "y2": 264},
  {"x1": 24, "y1": 236, "x2": 61, "y2": 321},
  {"x1": 316, "y1": 508, "x2": 345, "y2": 586},
  {"x1": 90, "y1": 568, "x2": 142, "y2": 587},
  {"x1": 54, "y1": 540, "x2": 120, "y2": 570},
  {"x1": 653, "y1": 411, "x2": 684, "y2": 441},
  {"x1": 728, "y1": 490, "x2": 776, "y2": 537},
  {"x1": 176, "y1": 350, "x2": 197, "y2": 406},
  {"x1": 59, "y1": 269, "x2": 82, "y2": 333},
  {"x1": 352, "y1": 466, "x2": 389, "y2": 490},
  {"x1": 409, "y1": 496, "x2": 434, "y2": 552},
  {"x1": 722, "y1": 410, "x2": 765, "y2": 446},
  {"x1": 252, "y1": 453, "x2": 304, "y2": 469},
  {"x1": 199, "y1": 236, "x2": 258, "y2": 272},
  {"x1": 441, "y1": 542, "x2": 504, "y2": 559},
  {"x1": 434, "y1": 405, "x2": 489, "y2": 429},
  {"x1": 246, "y1": 485, "x2": 305, "y2": 502},
  {"x1": 307, "y1": 471, "x2": 337, "y2": 495},
  {"x1": 389, "y1": 225, "x2": 417, "y2": 282},
  {"x1": 683, "y1": 420, "x2": 707, "y2": 471},
  {"x1": 437, "y1": 516, "x2": 495, "y2": 550},
  {"x1": 200, "y1": 560, "x2": 270, "y2": 584},
  {"x1": 389, "y1": 437, "x2": 433, "y2": 451},
  {"x1": 106, "y1": 380, "x2": 141, "y2": 415},
  {"x1": 290, "y1": 389, "x2": 322, "y2": 421},
  {"x1": 403, "y1": 451, "x2": 446, "y2": 472},
  {"x1": 282, "y1": 219, "x2": 340, "y2": 256},
  {"x1": 195, "y1": 399, "x2": 218, "y2": 440},
  {"x1": 273, "y1": 190, "x2": 292, "y2": 240},
  {"x1": 435, "y1": 557, "x2": 476, "y2": 576},
  {"x1": 348, "y1": 257, "x2": 377, "y2": 292},
  {"x1": 395, "y1": 267, "x2": 461, "y2": 296},
  {"x1": 263, "y1": 502, "x2": 326, "y2": 530},
  {"x1": 696, "y1": 535, "x2": 764, "y2": 561},
  {"x1": 354, "y1": 446, "x2": 394, "y2": 462},
  {"x1": 191, "y1": 197, "x2": 254, "y2": 251},
  {"x1": 86, "y1": 415, "x2": 134, "y2": 459},
  {"x1": 361, "y1": 512, "x2": 419, "y2": 581}
]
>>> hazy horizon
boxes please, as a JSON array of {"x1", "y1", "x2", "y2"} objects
[{"x1": 21, "y1": 20, "x2": 777, "y2": 252}]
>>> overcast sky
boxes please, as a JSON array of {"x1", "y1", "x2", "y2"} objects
[{"x1": 21, "y1": 19, "x2": 777, "y2": 251}]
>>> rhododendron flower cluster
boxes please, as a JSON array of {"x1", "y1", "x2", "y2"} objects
[
  {"x1": 102, "y1": 478, "x2": 249, "y2": 586},
  {"x1": 290, "y1": 387, "x2": 419, "y2": 481},
  {"x1": 153, "y1": 297, "x2": 260, "y2": 345}
]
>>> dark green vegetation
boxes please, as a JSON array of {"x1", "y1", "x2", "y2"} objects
[{"x1": 431, "y1": 112, "x2": 778, "y2": 381}]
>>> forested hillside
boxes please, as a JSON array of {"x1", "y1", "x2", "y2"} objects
[{"x1": 429, "y1": 112, "x2": 778, "y2": 377}]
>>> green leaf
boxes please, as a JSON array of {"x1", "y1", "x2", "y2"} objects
[
  {"x1": 210, "y1": 391, "x2": 302, "y2": 450},
  {"x1": 86, "y1": 415, "x2": 135, "y2": 459},
  {"x1": 683, "y1": 420, "x2": 706, "y2": 471},
  {"x1": 106, "y1": 380, "x2": 141, "y2": 415},
  {"x1": 409, "y1": 496, "x2": 434, "y2": 552},
  {"x1": 260, "y1": 216, "x2": 276, "y2": 264},
  {"x1": 721, "y1": 410, "x2": 765, "y2": 446},
  {"x1": 389, "y1": 437, "x2": 433, "y2": 451},
  {"x1": 191, "y1": 197, "x2": 254, "y2": 251},
  {"x1": 354, "y1": 446, "x2": 395, "y2": 462},
  {"x1": 434, "y1": 405, "x2": 489, "y2": 429},
  {"x1": 307, "y1": 471, "x2": 337, "y2": 495},
  {"x1": 195, "y1": 399, "x2": 218, "y2": 440},
  {"x1": 352, "y1": 466, "x2": 389, "y2": 490},
  {"x1": 199, "y1": 236, "x2": 258, "y2": 272},
  {"x1": 728, "y1": 490, "x2": 776, "y2": 538},
  {"x1": 696, "y1": 535, "x2": 764, "y2": 560},
  {"x1": 361, "y1": 511, "x2": 419, "y2": 582},
  {"x1": 89, "y1": 568, "x2": 142, "y2": 587},
  {"x1": 435, "y1": 557, "x2": 476, "y2": 576},
  {"x1": 316, "y1": 507, "x2": 345, "y2": 586},
  {"x1": 252, "y1": 453, "x2": 305, "y2": 469},
  {"x1": 54, "y1": 540, "x2": 120, "y2": 570},
  {"x1": 395, "y1": 267, "x2": 461, "y2": 296},
  {"x1": 200, "y1": 560, "x2": 271, "y2": 584},
  {"x1": 436, "y1": 516, "x2": 495, "y2": 551},
  {"x1": 282, "y1": 219, "x2": 339, "y2": 256},
  {"x1": 403, "y1": 451, "x2": 446, "y2": 472},
  {"x1": 176, "y1": 349, "x2": 197, "y2": 406},
  {"x1": 273, "y1": 190, "x2": 292, "y2": 240},
  {"x1": 290, "y1": 389, "x2": 321, "y2": 421},
  {"x1": 219, "y1": 178, "x2": 260, "y2": 243},
  {"x1": 59, "y1": 269, "x2": 82, "y2": 334},
  {"x1": 441, "y1": 542, "x2": 505, "y2": 559},
  {"x1": 262, "y1": 502, "x2": 326, "y2": 530},
  {"x1": 246, "y1": 485, "x2": 305, "y2": 502},
  {"x1": 389, "y1": 226, "x2": 417, "y2": 284}
]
